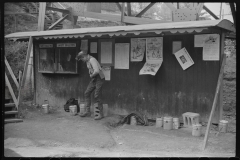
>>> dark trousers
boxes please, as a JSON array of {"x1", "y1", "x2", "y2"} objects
[{"x1": 84, "y1": 75, "x2": 105, "y2": 108}]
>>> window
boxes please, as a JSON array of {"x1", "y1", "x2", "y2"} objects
[{"x1": 38, "y1": 42, "x2": 78, "y2": 74}]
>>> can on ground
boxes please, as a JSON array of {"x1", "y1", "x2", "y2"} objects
[
  {"x1": 130, "y1": 116, "x2": 137, "y2": 125},
  {"x1": 173, "y1": 118, "x2": 179, "y2": 129},
  {"x1": 69, "y1": 105, "x2": 77, "y2": 116},
  {"x1": 219, "y1": 120, "x2": 228, "y2": 133},
  {"x1": 163, "y1": 117, "x2": 173, "y2": 130},
  {"x1": 156, "y1": 117, "x2": 163, "y2": 128},
  {"x1": 192, "y1": 124, "x2": 202, "y2": 136}
]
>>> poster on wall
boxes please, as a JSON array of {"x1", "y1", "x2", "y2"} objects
[
  {"x1": 139, "y1": 61, "x2": 163, "y2": 76},
  {"x1": 130, "y1": 38, "x2": 146, "y2": 62},
  {"x1": 194, "y1": 34, "x2": 207, "y2": 47},
  {"x1": 101, "y1": 66, "x2": 111, "y2": 81},
  {"x1": 203, "y1": 34, "x2": 220, "y2": 61},
  {"x1": 100, "y1": 42, "x2": 112, "y2": 64},
  {"x1": 114, "y1": 43, "x2": 129, "y2": 69},
  {"x1": 90, "y1": 42, "x2": 97, "y2": 53},
  {"x1": 174, "y1": 47, "x2": 194, "y2": 70},
  {"x1": 139, "y1": 37, "x2": 163, "y2": 76},
  {"x1": 146, "y1": 37, "x2": 163, "y2": 62},
  {"x1": 80, "y1": 40, "x2": 88, "y2": 51}
]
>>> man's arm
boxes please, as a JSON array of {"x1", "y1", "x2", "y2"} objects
[{"x1": 89, "y1": 58, "x2": 100, "y2": 78}]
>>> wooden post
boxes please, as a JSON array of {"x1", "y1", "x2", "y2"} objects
[
  {"x1": 5, "y1": 73, "x2": 18, "y2": 109},
  {"x1": 14, "y1": 14, "x2": 17, "y2": 32},
  {"x1": 5, "y1": 57, "x2": 19, "y2": 89},
  {"x1": 202, "y1": 54, "x2": 226, "y2": 150},
  {"x1": 121, "y1": 3, "x2": 125, "y2": 22},
  {"x1": 18, "y1": 70, "x2": 22, "y2": 102},
  {"x1": 18, "y1": 36, "x2": 33, "y2": 106},
  {"x1": 38, "y1": 2, "x2": 46, "y2": 31},
  {"x1": 127, "y1": 3, "x2": 131, "y2": 16}
]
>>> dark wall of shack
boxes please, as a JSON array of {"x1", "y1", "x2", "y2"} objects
[{"x1": 34, "y1": 30, "x2": 223, "y2": 123}]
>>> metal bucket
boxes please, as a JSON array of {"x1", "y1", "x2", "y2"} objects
[
  {"x1": 69, "y1": 105, "x2": 77, "y2": 116},
  {"x1": 79, "y1": 103, "x2": 85, "y2": 115},
  {"x1": 156, "y1": 117, "x2": 163, "y2": 128},
  {"x1": 163, "y1": 117, "x2": 173, "y2": 130},
  {"x1": 42, "y1": 100, "x2": 49, "y2": 114},
  {"x1": 173, "y1": 118, "x2": 179, "y2": 129},
  {"x1": 219, "y1": 120, "x2": 228, "y2": 133},
  {"x1": 130, "y1": 116, "x2": 137, "y2": 125},
  {"x1": 192, "y1": 124, "x2": 202, "y2": 136}
]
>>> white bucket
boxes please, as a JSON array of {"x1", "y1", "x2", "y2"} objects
[
  {"x1": 79, "y1": 103, "x2": 85, "y2": 115},
  {"x1": 156, "y1": 117, "x2": 163, "y2": 128},
  {"x1": 69, "y1": 105, "x2": 77, "y2": 116},
  {"x1": 192, "y1": 124, "x2": 202, "y2": 136},
  {"x1": 163, "y1": 117, "x2": 173, "y2": 130},
  {"x1": 219, "y1": 120, "x2": 228, "y2": 133},
  {"x1": 42, "y1": 104, "x2": 49, "y2": 114},
  {"x1": 173, "y1": 118, "x2": 179, "y2": 129},
  {"x1": 130, "y1": 116, "x2": 137, "y2": 125}
]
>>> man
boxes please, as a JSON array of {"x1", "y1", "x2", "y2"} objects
[{"x1": 76, "y1": 50, "x2": 105, "y2": 120}]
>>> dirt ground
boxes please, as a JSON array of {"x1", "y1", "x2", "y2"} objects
[{"x1": 4, "y1": 53, "x2": 236, "y2": 158}]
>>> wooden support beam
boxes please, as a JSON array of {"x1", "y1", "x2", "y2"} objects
[
  {"x1": 46, "y1": 6, "x2": 69, "y2": 14},
  {"x1": 203, "y1": 5, "x2": 219, "y2": 20},
  {"x1": 229, "y1": 3, "x2": 236, "y2": 27},
  {"x1": 14, "y1": 14, "x2": 17, "y2": 32},
  {"x1": 202, "y1": 54, "x2": 226, "y2": 150},
  {"x1": 47, "y1": 14, "x2": 69, "y2": 30},
  {"x1": 18, "y1": 70, "x2": 22, "y2": 102},
  {"x1": 164, "y1": 3, "x2": 177, "y2": 11},
  {"x1": 5, "y1": 57, "x2": 19, "y2": 89},
  {"x1": 127, "y1": 3, "x2": 131, "y2": 16},
  {"x1": 5, "y1": 73, "x2": 18, "y2": 109},
  {"x1": 136, "y1": 3, "x2": 156, "y2": 17},
  {"x1": 121, "y1": 3, "x2": 125, "y2": 22},
  {"x1": 83, "y1": 11, "x2": 169, "y2": 24},
  {"x1": 38, "y1": 2, "x2": 46, "y2": 31},
  {"x1": 115, "y1": 2, "x2": 127, "y2": 16}
]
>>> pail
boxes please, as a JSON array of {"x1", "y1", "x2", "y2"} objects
[
  {"x1": 192, "y1": 124, "x2": 202, "y2": 136},
  {"x1": 69, "y1": 105, "x2": 77, "y2": 116},
  {"x1": 130, "y1": 116, "x2": 137, "y2": 125},
  {"x1": 163, "y1": 117, "x2": 173, "y2": 130},
  {"x1": 79, "y1": 103, "x2": 85, "y2": 115},
  {"x1": 42, "y1": 100, "x2": 49, "y2": 114},
  {"x1": 173, "y1": 118, "x2": 179, "y2": 129},
  {"x1": 219, "y1": 120, "x2": 228, "y2": 133},
  {"x1": 156, "y1": 117, "x2": 163, "y2": 128}
]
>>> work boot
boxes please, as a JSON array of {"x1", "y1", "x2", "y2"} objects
[
  {"x1": 79, "y1": 106, "x2": 91, "y2": 117},
  {"x1": 94, "y1": 103, "x2": 103, "y2": 120}
]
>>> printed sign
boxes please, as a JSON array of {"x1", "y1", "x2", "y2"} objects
[
  {"x1": 131, "y1": 38, "x2": 146, "y2": 62},
  {"x1": 57, "y1": 43, "x2": 76, "y2": 47},
  {"x1": 39, "y1": 44, "x2": 53, "y2": 48},
  {"x1": 146, "y1": 37, "x2": 163, "y2": 62},
  {"x1": 174, "y1": 47, "x2": 194, "y2": 70}
]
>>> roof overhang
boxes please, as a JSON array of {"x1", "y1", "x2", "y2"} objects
[{"x1": 5, "y1": 19, "x2": 235, "y2": 41}]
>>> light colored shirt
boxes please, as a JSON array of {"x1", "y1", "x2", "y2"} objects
[{"x1": 86, "y1": 55, "x2": 105, "y2": 79}]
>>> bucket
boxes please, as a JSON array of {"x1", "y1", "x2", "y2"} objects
[
  {"x1": 192, "y1": 124, "x2": 202, "y2": 136},
  {"x1": 130, "y1": 116, "x2": 137, "y2": 125},
  {"x1": 156, "y1": 117, "x2": 163, "y2": 128},
  {"x1": 79, "y1": 103, "x2": 85, "y2": 115},
  {"x1": 42, "y1": 100, "x2": 49, "y2": 114},
  {"x1": 173, "y1": 118, "x2": 179, "y2": 129},
  {"x1": 163, "y1": 117, "x2": 173, "y2": 130},
  {"x1": 219, "y1": 120, "x2": 228, "y2": 133},
  {"x1": 69, "y1": 105, "x2": 77, "y2": 116}
]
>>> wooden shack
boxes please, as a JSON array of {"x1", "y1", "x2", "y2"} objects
[{"x1": 5, "y1": 19, "x2": 235, "y2": 123}]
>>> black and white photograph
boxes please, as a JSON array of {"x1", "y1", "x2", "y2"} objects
[{"x1": 3, "y1": 2, "x2": 237, "y2": 158}]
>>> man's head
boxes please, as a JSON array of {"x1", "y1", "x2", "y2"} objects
[{"x1": 76, "y1": 50, "x2": 88, "y2": 62}]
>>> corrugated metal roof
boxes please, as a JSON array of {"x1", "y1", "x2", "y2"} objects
[{"x1": 5, "y1": 19, "x2": 235, "y2": 40}]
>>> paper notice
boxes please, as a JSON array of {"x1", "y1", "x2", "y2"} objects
[
  {"x1": 146, "y1": 37, "x2": 163, "y2": 62},
  {"x1": 115, "y1": 43, "x2": 129, "y2": 69},
  {"x1": 81, "y1": 40, "x2": 88, "y2": 51},
  {"x1": 131, "y1": 38, "x2": 146, "y2": 62},
  {"x1": 100, "y1": 42, "x2": 112, "y2": 64},
  {"x1": 90, "y1": 42, "x2": 97, "y2": 53},
  {"x1": 102, "y1": 66, "x2": 111, "y2": 80},
  {"x1": 174, "y1": 47, "x2": 194, "y2": 70},
  {"x1": 203, "y1": 34, "x2": 220, "y2": 61},
  {"x1": 194, "y1": 34, "x2": 207, "y2": 47},
  {"x1": 139, "y1": 61, "x2": 163, "y2": 76}
]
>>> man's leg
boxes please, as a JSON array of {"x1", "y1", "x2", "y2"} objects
[
  {"x1": 80, "y1": 79, "x2": 96, "y2": 117},
  {"x1": 94, "y1": 77, "x2": 105, "y2": 119}
]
